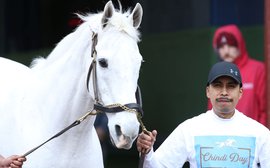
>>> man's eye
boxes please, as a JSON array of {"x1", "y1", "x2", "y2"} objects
[
  {"x1": 212, "y1": 83, "x2": 221, "y2": 87},
  {"x1": 228, "y1": 84, "x2": 236, "y2": 88}
]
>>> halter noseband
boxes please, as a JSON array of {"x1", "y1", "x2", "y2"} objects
[{"x1": 86, "y1": 32, "x2": 144, "y2": 117}]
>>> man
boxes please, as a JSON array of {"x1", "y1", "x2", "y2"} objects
[
  {"x1": 209, "y1": 24, "x2": 266, "y2": 126},
  {"x1": 137, "y1": 62, "x2": 270, "y2": 168},
  {"x1": 0, "y1": 155, "x2": 26, "y2": 168}
]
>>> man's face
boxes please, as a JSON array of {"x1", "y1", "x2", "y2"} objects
[
  {"x1": 206, "y1": 76, "x2": 243, "y2": 117},
  {"x1": 218, "y1": 44, "x2": 240, "y2": 62}
]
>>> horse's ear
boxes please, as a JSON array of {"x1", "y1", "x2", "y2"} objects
[
  {"x1": 102, "y1": 1, "x2": 115, "y2": 29},
  {"x1": 129, "y1": 3, "x2": 143, "y2": 29}
]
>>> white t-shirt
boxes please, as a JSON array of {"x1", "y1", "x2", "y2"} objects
[{"x1": 143, "y1": 110, "x2": 270, "y2": 168}]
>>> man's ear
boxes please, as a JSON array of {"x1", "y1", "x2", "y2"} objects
[
  {"x1": 239, "y1": 87, "x2": 243, "y2": 99},
  {"x1": 206, "y1": 86, "x2": 210, "y2": 99}
]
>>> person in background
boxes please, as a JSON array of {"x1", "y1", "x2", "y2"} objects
[
  {"x1": 0, "y1": 155, "x2": 26, "y2": 168},
  {"x1": 137, "y1": 61, "x2": 270, "y2": 168},
  {"x1": 209, "y1": 24, "x2": 267, "y2": 126}
]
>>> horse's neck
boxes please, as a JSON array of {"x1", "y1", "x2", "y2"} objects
[
  {"x1": 20, "y1": 55, "x2": 100, "y2": 166},
  {"x1": 29, "y1": 40, "x2": 95, "y2": 131},
  {"x1": 38, "y1": 63, "x2": 91, "y2": 121}
]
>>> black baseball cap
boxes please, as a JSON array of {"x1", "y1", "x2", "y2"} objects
[{"x1": 207, "y1": 61, "x2": 242, "y2": 87}]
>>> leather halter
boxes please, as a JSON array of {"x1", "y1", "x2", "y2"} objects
[{"x1": 86, "y1": 32, "x2": 144, "y2": 116}]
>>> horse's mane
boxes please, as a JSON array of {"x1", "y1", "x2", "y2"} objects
[{"x1": 30, "y1": 6, "x2": 141, "y2": 69}]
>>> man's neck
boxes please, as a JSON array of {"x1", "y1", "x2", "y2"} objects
[{"x1": 213, "y1": 108, "x2": 235, "y2": 119}]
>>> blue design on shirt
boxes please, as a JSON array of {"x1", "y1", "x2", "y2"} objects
[{"x1": 195, "y1": 136, "x2": 255, "y2": 168}]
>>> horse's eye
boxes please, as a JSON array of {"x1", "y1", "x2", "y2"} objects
[{"x1": 98, "y1": 58, "x2": 108, "y2": 68}]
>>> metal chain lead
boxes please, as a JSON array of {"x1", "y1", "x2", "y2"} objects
[{"x1": 105, "y1": 103, "x2": 148, "y2": 132}]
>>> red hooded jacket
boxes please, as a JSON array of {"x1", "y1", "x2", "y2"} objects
[{"x1": 208, "y1": 24, "x2": 267, "y2": 126}]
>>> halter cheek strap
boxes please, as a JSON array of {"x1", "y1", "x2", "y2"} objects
[
  {"x1": 86, "y1": 32, "x2": 144, "y2": 117},
  {"x1": 86, "y1": 32, "x2": 98, "y2": 101}
]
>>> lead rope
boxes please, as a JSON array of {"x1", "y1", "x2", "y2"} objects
[
  {"x1": 22, "y1": 109, "x2": 99, "y2": 157},
  {"x1": 22, "y1": 103, "x2": 146, "y2": 157},
  {"x1": 137, "y1": 117, "x2": 149, "y2": 168}
]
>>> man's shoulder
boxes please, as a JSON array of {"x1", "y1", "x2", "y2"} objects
[{"x1": 236, "y1": 111, "x2": 269, "y2": 131}]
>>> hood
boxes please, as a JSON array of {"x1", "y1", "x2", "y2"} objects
[{"x1": 213, "y1": 24, "x2": 249, "y2": 68}]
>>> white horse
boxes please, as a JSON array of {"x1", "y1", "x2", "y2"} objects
[{"x1": 0, "y1": 1, "x2": 143, "y2": 167}]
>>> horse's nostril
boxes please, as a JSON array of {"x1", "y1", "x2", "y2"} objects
[
  {"x1": 115, "y1": 125, "x2": 122, "y2": 136},
  {"x1": 131, "y1": 134, "x2": 137, "y2": 140}
]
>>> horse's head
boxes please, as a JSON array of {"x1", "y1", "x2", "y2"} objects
[{"x1": 83, "y1": 1, "x2": 143, "y2": 149}]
